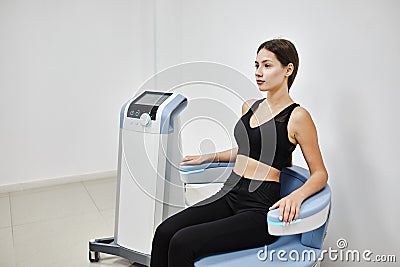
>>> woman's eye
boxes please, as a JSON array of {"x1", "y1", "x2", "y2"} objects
[{"x1": 265, "y1": 64, "x2": 270, "y2": 67}]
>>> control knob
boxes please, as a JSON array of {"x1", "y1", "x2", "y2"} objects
[{"x1": 139, "y1": 113, "x2": 151, "y2": 127}]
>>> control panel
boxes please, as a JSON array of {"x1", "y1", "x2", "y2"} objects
[{"x1": 127, "y1": 91, "x2": 172, "y2": 121}]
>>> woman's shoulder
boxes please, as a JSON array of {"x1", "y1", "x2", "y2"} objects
[
  {"x1": 241, "y1": 98, "x2": 260, "y2": 115},
  {"x1": 292, "y1": 104, "x2": 310, "y2": 118},
  {"x1": 290, "y1": 105, "x2": 314, "y2": 127}
]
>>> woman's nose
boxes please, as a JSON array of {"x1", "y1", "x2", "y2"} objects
[{"x1": 255, "y1": 67, "x2": 262, "y2": 77}]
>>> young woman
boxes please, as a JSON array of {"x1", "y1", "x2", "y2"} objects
[{"x1": 150, "y1": 39, "x2": 328, "y2": 267}]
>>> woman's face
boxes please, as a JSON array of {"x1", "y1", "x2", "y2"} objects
[{"x1": 255, "y1": 48, "x2": 288, "y2": 92}]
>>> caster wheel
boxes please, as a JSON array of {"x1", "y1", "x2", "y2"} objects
[{"x1": 89, "y1": 251, "x2": 100, "y2": 262}]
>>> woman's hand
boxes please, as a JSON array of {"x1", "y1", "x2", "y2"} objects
[
  {"x1": 269, "y1": 191, "x2": 306, "y2": 224},
  {"x1": 179, "y1": 154, "x2": 215, "y2": 166}
]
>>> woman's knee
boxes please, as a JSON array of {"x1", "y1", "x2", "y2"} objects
[
  {"x1": 168, "y1": 228, "x2": 195, "y2": 258},
  {"x1": 153, "y1": 218, "x2": 177, "y2": 243}
]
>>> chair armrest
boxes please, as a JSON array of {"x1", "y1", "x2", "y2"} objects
[
  {"x1": 179, "y1": 162, "x2": 235, "y2": 183},
  {"x1": 267, "y1": 185, "x2": 331, "y2": 236},
  {"x1": 179, "y1": 162, "x2": 235, "y2": 173}
]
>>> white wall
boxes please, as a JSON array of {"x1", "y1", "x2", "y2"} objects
[
  {"x1": 155, "y1": 0, "x2": 400, "y2": 265},
  {"x1": 0, "y1": 0, "x2": 155, "y2": 186}
]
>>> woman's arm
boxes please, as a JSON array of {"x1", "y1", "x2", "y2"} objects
[
  {"x1": 214, "y1": 147, "x2": 239, "y2": 162},
  {"x1": 180, "y1": 147, "x2": 238, "y2": 165},
  {"x1": 269, "y1": 107, "x2": 328, "y2": 224}
]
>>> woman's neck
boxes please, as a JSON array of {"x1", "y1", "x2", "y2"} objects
[{"x1": 265, "y1": 85, "x2": 292, "y2": 108}]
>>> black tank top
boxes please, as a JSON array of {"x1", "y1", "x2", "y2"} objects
[{"x1": 234, "y1": 99, "x2": 299, "y2": 171}]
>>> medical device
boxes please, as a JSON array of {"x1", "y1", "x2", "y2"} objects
[{"x1": 89, "y1": 91, "x2": 187, "y2": 265}]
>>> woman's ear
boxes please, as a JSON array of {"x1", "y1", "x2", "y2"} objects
[{"x1": 285, "y1": 63, "x2": 294, "y2": 77}]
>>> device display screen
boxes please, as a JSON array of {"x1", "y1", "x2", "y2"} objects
[
  {"x1": 127, "y1": 91, "x2": 172, "y2": 120},
  {"x1": 134, "y1": 92, "x2": 170, "y2": 106}
]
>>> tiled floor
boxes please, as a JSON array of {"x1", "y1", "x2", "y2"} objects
[{"x1": 0, "y1": 178, "x2": 143, "y2": 267}]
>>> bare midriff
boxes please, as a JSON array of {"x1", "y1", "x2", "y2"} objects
[{"x1": 233, "y1": 154, "x2": 281, "y2": 182}]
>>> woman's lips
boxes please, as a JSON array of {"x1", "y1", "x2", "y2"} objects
[{"x1": 257, "y1": 80, "x2": 265, "y2": 85}]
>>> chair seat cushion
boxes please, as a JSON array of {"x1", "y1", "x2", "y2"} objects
[{"x1": 195, "y1": 235, "x2": 321, "y2": 267}]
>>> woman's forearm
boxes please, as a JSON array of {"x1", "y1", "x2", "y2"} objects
[
  {"x1": 292, "y1": 170, "x2": 328, "y2": 200},
  {"x1": 211, "y1": 147, "x2": 238, "y2": 163}
]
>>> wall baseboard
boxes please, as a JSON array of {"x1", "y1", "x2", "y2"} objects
[{"x1": 0, "y1": 170, "x2": 117, "y2": 194}]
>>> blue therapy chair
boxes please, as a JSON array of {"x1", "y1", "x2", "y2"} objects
[{"x1": 179, "y1": 163, "x2": 331, "y2": 267}]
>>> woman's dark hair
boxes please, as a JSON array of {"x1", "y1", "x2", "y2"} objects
[{"x1": 257, "y1": 39, "x2": 299, "y2": 90}]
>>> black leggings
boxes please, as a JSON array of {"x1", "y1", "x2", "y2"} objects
[{"x1": 150, "y1": 172, "x2": 281, "y2": 267}]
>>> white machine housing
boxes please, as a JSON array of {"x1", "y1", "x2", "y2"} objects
[{"x1": 115, "y1": 91, "x2": 187, "y2": 261}]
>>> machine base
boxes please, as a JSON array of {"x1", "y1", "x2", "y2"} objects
[{"x1": 88, "y1": 237, "x2": 150, "y2": 266}]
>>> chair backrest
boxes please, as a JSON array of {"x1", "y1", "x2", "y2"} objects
[
  {"x1": 279, "y1": 166, "x2": 309, "y2": 197},
  {"x1": 280, "y1": 166, "x2": 331, "y2": 250}
]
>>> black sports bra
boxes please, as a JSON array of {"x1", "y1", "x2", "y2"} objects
[{"x1": 234, "y1": 99, "x2": 300, "y2": 171}]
